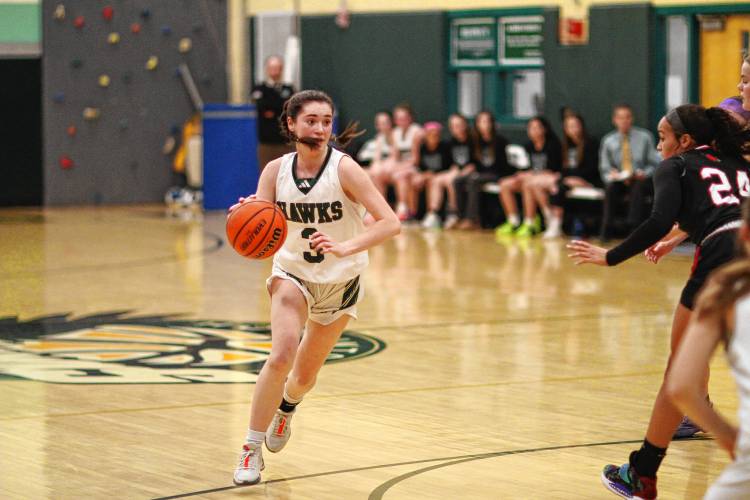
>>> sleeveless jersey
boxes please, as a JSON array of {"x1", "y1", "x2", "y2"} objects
[
  {"x1": 672, "y1": 146, "x2": 750, "y2": 244},
  {"x1": 273, "y1": 147, "x2": 368, "y2": 283},
  {"x1": 393, "y1": 123, "x2": 421, "y2": 161},
  {"x1": 730, "y1": 295, "x2": 750, "y2": 456}
]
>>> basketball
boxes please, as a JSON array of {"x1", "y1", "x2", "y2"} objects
[{"x1": 226, "y1": 200, "x2": 287, "y2": 259}]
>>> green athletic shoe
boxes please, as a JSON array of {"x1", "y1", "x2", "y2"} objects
[
  {"x1": 532, "y1": 215, "x2": 542, "y2": 233},
  {"x1": 515, "y1": 222, "x2": 537, "y2": 238},
  {"x1": 495, "y1": 222, "x2": 517, "y2": 237}
]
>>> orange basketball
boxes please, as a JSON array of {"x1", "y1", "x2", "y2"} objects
[{"x1": 226, "y1": 200, "x2": 287, "y2": 259}]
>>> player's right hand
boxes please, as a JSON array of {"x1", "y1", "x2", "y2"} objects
[{"x1": 644, "y1": 240, "x2": 675, "y2": 264}]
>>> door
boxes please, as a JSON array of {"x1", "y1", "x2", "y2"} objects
[{"x1": 700, "y1": 14, "x2": 750, "y2": 106}]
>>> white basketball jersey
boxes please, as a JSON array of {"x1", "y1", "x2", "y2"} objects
[
  {"x1": 393, "y1": 123, "x2": 421, "y2": 161},
  {"x1": 730, "y1": 295, "x2": 750, "y2": 456},
  {"x1": 273, "y1": 147, "x2": 368, "y2": 283}
]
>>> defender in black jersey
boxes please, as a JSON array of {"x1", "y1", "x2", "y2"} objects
[
  {"x1": 568, "y1": 104, "x2": 750, "y2": 499},
  {"x1": 607, "y1": 144, "x2": 748, "y2": 308}
]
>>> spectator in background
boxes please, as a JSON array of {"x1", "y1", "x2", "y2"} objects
[
  {"x1": 416, "y1": 122, "x2": 452, "y2": 229},
  {"x1": 251, "y1": 55, "x2": 295, "y2": 172},
  {"x1": 527, "y1": 112, "x2": 601, "y2": 239},
  {"x1": 359, "y1": 111, "x2": 397, "y2": 193},
  {"x1": 437, "y1": 113, "x2": 477, "y2": 230},
  {"x1": 455, "y1": 110, "x2": 510, "y2": 230},
  {"x1": 391, "y1": 103, "x2": 423, "y2": 221},
  {"x1": 598, "y1": 104, "x2": 661, "y2": 241},
  {"x1": 496, "y1": 116, "x2": 562, "y2": 237}
]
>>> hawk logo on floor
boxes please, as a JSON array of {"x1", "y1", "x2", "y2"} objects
[{"x1": 0, "y1": 312, "x2": 385, "y2": 384}]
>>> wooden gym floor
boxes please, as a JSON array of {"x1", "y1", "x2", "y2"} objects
[{"x1": 0, "y1": 206, "x2": 738, "y2": 499}]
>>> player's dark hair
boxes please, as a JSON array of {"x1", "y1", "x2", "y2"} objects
[
  {"x1": 279, "y1": 89, "x2": 364, "y2": 149},
  {"x1": 448, "y1": 113, "x2": 469, "y2": 135},
  {"x1": 561, "y1": 112, "x2": 589, "y2": 167},
  {"x1": 694, "y1": 199, "x2": 750, "y2": 345},
  {"x1": 472, "y1": 110, "x2": 497, "y2": 162},
  {"x1": 528, "y1": 115, "x2": 560, "y2": 149},
  {"x1": 667, "y1": 104, "x2": 750, "y2": 160}
]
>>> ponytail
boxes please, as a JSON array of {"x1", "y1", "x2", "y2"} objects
[
  {"x1": 331, "y1": 121, "x2": 365, "y2": 148},
  {"x1": 705, "y1": 107, "x2": 750, "y2": 159},
  {"x1": 667, "y1": 104, "x2": 750, "y2": 161}
]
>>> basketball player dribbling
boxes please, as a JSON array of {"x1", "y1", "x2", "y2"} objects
[
  {"x1": 229, "y1": 90, "x2": 400, "y2": 486},
  {"x1": 568, "y1": 104, "x2": 750, "y2": 499}
]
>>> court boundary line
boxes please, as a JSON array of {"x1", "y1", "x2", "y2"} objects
[
  {"x1": 0, "y1": 367, "x2": 684, "y2": 421},
  {"x1": 367, "y1": 436, "x2": 713, "y2": 500},
  {"x1": 151, "y1": 437, "x2": 712, "y2": 499},
  {"x1": 360, "y1": 309, "x2": 669, "y2": 332},
  {"x1": 0, "y1": 233, "x2": 224, "y2": 278}
]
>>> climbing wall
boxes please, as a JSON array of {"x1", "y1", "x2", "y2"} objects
[{"x1": 43, "y1": 0, "x2": 227, "y2": 205}]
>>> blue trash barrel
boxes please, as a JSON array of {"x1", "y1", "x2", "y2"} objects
[{"x1": 202, "y1": 104, "x2": 258, "y2": 210}]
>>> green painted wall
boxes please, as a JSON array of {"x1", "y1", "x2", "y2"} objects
[
  {"x1": 0, "y1": 3, "x2": 41, "y2": 43},
  {"x1": 300, "y1": 12, "x2": 447, "y2": 140},
  {"x1": 298, "y1": 6, "x2": 656, "y2": 143},
  {"x1": 542, "y1": 4, "x2": 655, "y2": 139}
]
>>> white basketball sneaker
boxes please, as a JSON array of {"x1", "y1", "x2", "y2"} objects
[
  {"x1": 233, "y1": 442, "x2": 264, "y2": 486},
  {"x1": 265, "y1": 409, "x2": 295, "y2": 453}
]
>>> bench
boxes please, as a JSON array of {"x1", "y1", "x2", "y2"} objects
[{"x1": 481, "y1": 183, "x2": 605, "y2": 200}]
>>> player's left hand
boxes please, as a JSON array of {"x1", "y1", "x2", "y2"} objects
[
  {"x1": 309, "y1": 231, "x2": 349, "y2": 257},
  {"x1": 567, "y1": 240, "x2": 608, "y2": 266}
]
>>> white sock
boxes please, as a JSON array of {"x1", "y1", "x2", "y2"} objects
[
  {"x1": 396, "y1": 202, "x2": 408, "y2": 214},
  {"x1": 245, "y1": 429, "x2": 265, "y2": 445},
  {"x1": 542, "y1": 207, "x2": 552, "y2": 222},
  {"x1": 283, "y1": 389, "x2": 303, "y2": 405},
  {"x1": 507, "y1": 214, "x2": 520, "y2": 226},
  {"x1": 549, "y1": 216, "x2": 561, "y2": 229},
  {"x1": 523, "y1": 217, "x2": 535, "y2": 226}
]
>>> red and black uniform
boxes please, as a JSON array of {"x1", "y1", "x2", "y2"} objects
[{"x1": 606, "y1": 145, "x2": 750, "y2": 309}]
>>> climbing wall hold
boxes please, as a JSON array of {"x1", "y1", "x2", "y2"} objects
[
  {"x1": 178, "y1": 37, "x2": 192, "y2": 53},
  {"x1": 98, "y1": 74, "x2": 111, "y2": 88},
  {"x1": 59, "y1": 155, "x2": 74, "y2": 169},
  {"x1": 53, "y1": 4, "x2": 65, "y2": 21},
  {"x1": 83, "y1": 107, "x2": 101, "y2": 121},
  {"x1": 145, "y1": 55, "x2": 159, "y2": 70}
]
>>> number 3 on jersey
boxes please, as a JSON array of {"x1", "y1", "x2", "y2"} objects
[
  {"x1": 701, "y1": 167, "x2": 750, "y2": 206},
  {"x1": 301, "y1": 227, "x2": 325, "y2": 263}
]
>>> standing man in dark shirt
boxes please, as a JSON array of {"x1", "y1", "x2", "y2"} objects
[{"x1": 251, "y1": 56, "x2": 295, "y2": 172}]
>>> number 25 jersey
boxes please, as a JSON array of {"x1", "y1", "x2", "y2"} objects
[
  {"x1": 671, "y1": 145, "x2": 750, "y2": 244},
  {"x1": 273, "y1": 147, "x2": 369, "y2": 283}
]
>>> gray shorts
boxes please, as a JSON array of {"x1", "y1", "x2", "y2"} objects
[{"x1": 266, "y1": 264, "x2": 363, "y2": 325}]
